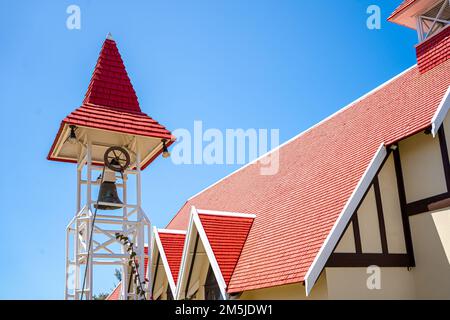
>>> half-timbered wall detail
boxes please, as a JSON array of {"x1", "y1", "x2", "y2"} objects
[{"x1": 329, "y1": 151, "x2": 412, "y2": 267}]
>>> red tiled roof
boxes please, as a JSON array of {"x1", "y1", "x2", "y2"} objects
[
  {"x1": 198, "y1": 213, "x2": 254, "y2": 286},
  {"x1": 106, "y1": 283, "x2": 122, "y2": 300},
  {"x1": 167, "y1": 60, "x2": 450, "y2": 293},
  {"x1": 388, "y1": 0, "x2": 417, "y2": 20},
  {"x1": 63, "y1": 37, "x2": 172, "y2": 140},
  {"x1": 83, "y1": 38, "x2": 140, "y2": 112},
  {"x1": 416, "y1": 26, "x2": 450, "y2": 73},
  {"x1": 158, "y1": 231, "x2": 186, "y2": 285}
]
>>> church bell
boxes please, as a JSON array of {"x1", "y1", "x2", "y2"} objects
[{"x1": 95, "y1": 171, "x2": 123, "y2": 210}]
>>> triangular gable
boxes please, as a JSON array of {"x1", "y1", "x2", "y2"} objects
[
  {"x1": 151, "y1": 228, "x2": 186, "y2": 297},
  {"x1": 197, "y1": 210, "x2": 254, "y2": 286},
  {"x1": 176, "y1": 207, "x2": 255, "y2": 300}
]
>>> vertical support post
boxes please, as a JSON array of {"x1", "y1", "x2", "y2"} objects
[
  {"x1": 416, "y1": 16, "x2": 424, "y2": 42},
  {"x1": 146, "y1": 222, "x2": 152, "y2": 298},
  {"x1": 121, "y1": 170, "x2": 129, "y2": 300},
  {"x1": 74, "y1": 219, "x2": 80, "y2": 299},
  {"x1": 136, "y1": 146, "x2": 145, "y2": 299},
  {"x1": 65, "y1": 228, "x2": 70, "y2": 300},
  {"x1": 86, "y1": 139, "x2": 93, "y2": 300},
  {"x1": 77, "y1": 169, "x2": 81, "y2": 213},
  {"x1": 74, "y1": 158, "x2": 82, "y2": 300}
]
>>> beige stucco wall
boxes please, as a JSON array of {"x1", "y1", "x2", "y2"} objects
[
  {"x1": 325, "y1": 267, "x2": 416, "y2": 299},
  {"x1": 378, "y1": 154, "x2": 407, "y2": 253},
  {"x1": 409, "y1": 208, "x2": 450, "y2": 299},
  {"x1": 357, "y1": 186, "x2": 383, "y2": 253},
  {"x1": 399, "y1": 130, "x2": 447, "y2": 203},
  {"x1": 152, "y1": 263, "x2": 169, "y2": 300},
  {"x1": 335, "y1": 222, "x2": 356, "y2": 253},
  {"x1": 184, "y1": 239, "x2": 210, "y2": 300},
  {"x1": 238, "y1": 273, "x2": 328, "y2": 300}
]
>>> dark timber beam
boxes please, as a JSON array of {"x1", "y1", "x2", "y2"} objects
[
  {"x1": 326, "y1": 253, "x2": 411, "y2": 267},
  {"x1": 373, "y1": 176, "x2": 388, "y2": 254},
  {"x1": 393, "y1": 146, "x2": 415, "y2": 267}
]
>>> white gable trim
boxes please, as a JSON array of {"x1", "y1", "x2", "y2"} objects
[
  {"x1": 431, "y1": 85, "x2": 450, "y2": 137},
  {"x1": 152, "y1": 227, "x2": 177, "y2": 297},
  {"x1": 175, "y1": 206, "x2": 228, "y2": 300},
  {"x1": 196, "y1": 208, "x2": 256, "y2": 219},
  {"x1": 304, "y1": 143, "x2": 387, "y2": 295},
  {"x1": 158, "y1": 228, "x2": 187, "y2": 235}
]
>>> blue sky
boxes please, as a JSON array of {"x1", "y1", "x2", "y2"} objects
[{"x1": 0, "y1": 1, "x2": 417, "y2": 299}]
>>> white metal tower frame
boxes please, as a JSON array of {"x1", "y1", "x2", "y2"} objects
[{"x1": 64, "y1": 137, "x2": 151, "y2": 300}]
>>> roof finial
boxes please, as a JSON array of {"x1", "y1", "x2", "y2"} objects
[{"x1": 106, "y1": 32, "x2": 114, "y2": 40}]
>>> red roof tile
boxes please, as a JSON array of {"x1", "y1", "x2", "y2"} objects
[
  {"x1": 198, "y1": 214, "x2": 254, "y2": 286},
  {"x1": 167, "y1": 60, "x2": 450, "y2": 293},
  {"x1": 84, "y1": 38, "x2": 140, "y2": 112},
  {"x1": 106, "y1": 283, "x2": 122, "y2": 300},
  {"x1": 158, "y1": 231, "x2": 186, "y2": 285},
  {"x1": 416, "y1": 26, "x2": 450, "y2": 73}
]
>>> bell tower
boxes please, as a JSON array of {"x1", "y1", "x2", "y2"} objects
[
  {"x1": 388, "y1": 0, "x2": 449, "y2": 41},
  {"x1": 388, "y1": 0, "x2": 449, "y2": 73},
  {"x1": 48, "y1": 33, "x2": 174, "y2": 300}
]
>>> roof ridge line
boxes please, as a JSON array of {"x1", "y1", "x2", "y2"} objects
[{"x1": 187, "y1": 64, "x2": 417, "y2": 202}]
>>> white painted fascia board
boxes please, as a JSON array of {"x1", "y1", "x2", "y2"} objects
[
  {"x1": 431, "y1": 85, "x2": 450, "y2": 137},
  {"x1": 175, "y1": 207, "x2": 196, "y2": 300},
  {"x1": 153, "y1": 228, "x2": 177, "y2": 297},
  {"x1": 157, "y1": 228, "x2": 187, "y2": 235},
  {"x1": 187, "y1": 65, "x2": 416, "y2": 202},
  {"x1": 192, "y1": 208, "x2": 228, "y2": 300},
  {"x1": 196, "y1": 209, "x2": 256, "y2": 219},
  {"x1": 304, "y1": 143, "x2": 387, "y2": 295}
]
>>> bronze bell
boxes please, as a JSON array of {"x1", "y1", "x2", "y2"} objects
[{"x1": 95, "y1": 181, "x2": 123, "y2": 210}]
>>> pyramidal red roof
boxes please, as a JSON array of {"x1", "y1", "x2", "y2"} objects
[
  {"x1": 158, "y1": 231, "x2": 186, "y2": 285},
  {"x1": 63, "y1": 35, "x2": 172, "y2": 140},
  {"x1": 83, "y1": 36, "x2": 140, "y2": 112}
]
